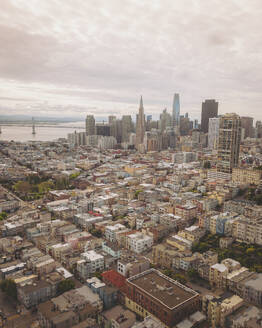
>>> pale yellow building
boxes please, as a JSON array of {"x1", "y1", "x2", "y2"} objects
[{"x1": 232, "y1": 168, "x2": 262, "y2": 185}]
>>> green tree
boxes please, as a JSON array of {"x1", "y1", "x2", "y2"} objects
[
  {"x1": 13, "y1": 181, "x2": 32, "y2": 194},
  {"x1": 163, "y1": 269, "x2": 173, "y2": 277},
  {"x1": 57, "y1": 279, "x2": 75, "y2": 294},
  {"x1": 246, "y1": 247, "x2": 255, "y2": 255},
  {"x1": 89, "y1": 229, "x2": 102, "y2": 238},
  {"x1": 134, "y1": 190, "x2": 143, "y2": 199},
  {"x1": 69, "y1": 172, "x2": 81, "y2": 180},
  {"x1": 93, "y1": 272, "x2": 102, "y2": 280},
  {"x1": 56, "y1": 178, "x2": 69, "y2": 190},
  {"x1": 173, "y1": 274, "x2": 187, "y2": 285},
  {"x1": 0, "y1": 212, "x2": 7, "y2": 221},
  {"x1": 187, "y1": 268, "x2": 199, "y2": 281},
  {"x1": 38, "y1": 180, "x2": 54, "y2": 193},
  {"x1": 0, "y1": 279, "x2": 17, "y2": 300}
]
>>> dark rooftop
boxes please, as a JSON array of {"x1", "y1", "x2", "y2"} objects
[{"x1": 127, "y1": 269, "x2": 198, "y2": 309}]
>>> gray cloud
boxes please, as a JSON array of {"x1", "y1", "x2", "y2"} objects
[{"x1": 0, "y1": 0, "x2": 261, "y2": 120}]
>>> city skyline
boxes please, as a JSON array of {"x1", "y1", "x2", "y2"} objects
[{"x1": 0, "y1": 0, "x2": 262, "y2": 120}]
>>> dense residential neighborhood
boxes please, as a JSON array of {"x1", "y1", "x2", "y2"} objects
[{"x1": 0, "y1": 119, "x2": 262, "y2": 328}]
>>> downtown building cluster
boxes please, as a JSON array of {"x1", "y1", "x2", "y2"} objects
[{"x1": 1, "y1": 96, "x2": 262, "y2": 327}]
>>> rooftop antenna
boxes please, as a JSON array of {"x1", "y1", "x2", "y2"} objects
[{"x1": 32, "y1": 117, "x2": 36, "y2": 135}]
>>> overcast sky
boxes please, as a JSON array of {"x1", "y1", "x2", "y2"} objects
[{"x1": 0, "y1": 0, "x2": 262, "y2": 120}]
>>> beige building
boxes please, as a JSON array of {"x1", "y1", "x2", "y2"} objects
[
  {"x1": 175, "y1": 204, "x2": 198, "y2": 220},
  {"x1": 178, "y1": 225, "x2": 205, "y2": 243},
  {"x1": 232, "y1": 168, "x2": 262, "y2": 185},
  {"x1": 217, "y1": 113, "x2": 241, "y2": 175},
  {"x1": 152, "y1": 244, "x2": 179, "y2": 269},
  {"x1": 209, "y1": 259, "x2": 241, "y2": 289},
  {"x1": 205, "y1": 295, "x2": 244, "y2": 328}
]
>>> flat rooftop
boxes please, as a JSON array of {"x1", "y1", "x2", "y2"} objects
[{"x1": 127, "y1": 269, "x2": 198, "y2": 310}]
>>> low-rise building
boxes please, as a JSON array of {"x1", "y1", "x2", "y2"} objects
[
  {"x1": 232, "y1": 168, "x2": 262, "y2": 185},
  {"x1": 126, "y1": 232, "x2": 153, "y2": 254},
  {"x1": 125, "y1": 269, "x2": 200, "y2": 327},
  {"x1": 17, "y1": 280, "x2": 54, "y2": 308}
]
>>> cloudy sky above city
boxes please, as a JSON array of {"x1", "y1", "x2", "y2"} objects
[{"x1": 0, "y1": 0, "x2": 262, "y2": 120}]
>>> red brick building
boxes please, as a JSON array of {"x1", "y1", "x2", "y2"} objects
[{"x1": 125, "y1": 269, "x2": 200, "y2": 327}]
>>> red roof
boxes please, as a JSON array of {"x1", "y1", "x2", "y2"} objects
[
  {"x1": 102, "y1": 270, "x2": 126, "y2": 289},
  {"x1": 88, "y1": 211, "x2": 102, "y2": 216}
]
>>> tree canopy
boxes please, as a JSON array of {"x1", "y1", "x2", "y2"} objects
[
  {"x1": 0, "y1": 279, "x2": 17, "y2": 300},
  {"x1": 57, "y1": 279, "x2": 75, "y2": 294}
]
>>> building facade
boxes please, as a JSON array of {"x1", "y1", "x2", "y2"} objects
[
  {"x1": 85, "y1": 115, "x2": 96, "y2": 136},
  {"x1": 241, "y1": 116, "x2": 254, "y2": 139},
  {"x1": 201, "y1": 99, "x2": 218, "y2": 133},
  {"x1": 172, "y1": 93, "x2": 180, "y2": 127},
  {"x1": 217, "y1": 113, "x2": 241, "y2": 175},
  {"x1": 136, "y1": 96, "x2": 146, "y2": 150},
  {"x1": 125, "y1": 269, "x2": 200, "y2": 327},
  {"x1": 208, "y1": 117, "x2": 220, "y2": 150}
]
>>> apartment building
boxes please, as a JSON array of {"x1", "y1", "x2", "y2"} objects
[
  {"x1": 126, "y1": 232, "x2": 153, "y2": 254},
  {"x1": 81, "y1": 250, "x2": 104, "y2": 273},
  {"x1": 105, "y1": 224, "x2": 128, "y2": 243},
  {"x1": 175, "y1": 205, "x2": 197, "y2": 221},
  {"x1": 152, "y1": 244, "x2": 180, "y2": 269},
  {"x1": 17, "y1": 280, "x2": 53, "y2": 308},
  {"x1": 178, "y1": 225, "x2": 205, "y2": 243},
  {"x1": 232, "y1": 168, "x2": 262, "y2": 185},
  {"x1": 117, "y1": 256, "x2": 150, "y2": 278},
  {"x1": 209, "y1": 259, "x2": 241, "y2": 289}
]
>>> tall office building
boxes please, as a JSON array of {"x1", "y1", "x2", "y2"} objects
[
  {"x1": 201, "y1": 99, "x2": 218, "y2": 133},
  {"x1": 122, "y1": 115, "x2": 133, "y2": 143},
  {"x1": 135, "y1": 96, "x2": 145, "y2": 149},
  {"x1": 217, "y1": 113, "x2": 241, "y2": 175},
  {"x1": 96, "y1": 122, "x2": 110, "y2": 136},
  {"x1": 109, "y1": 115, "x2": 117, "y2": 138},
  {"x1": 256, "y1": 121, "x2": 262, "y2": 138},
  {"x1": 108, "y1": 115, "x2": 122, "y2": 143},
  {"x1": 172, "y1": 93, "x2": 180, "y2": 126},
  {"x1": 208, "y1": 117, "x2": 220, "y2": 150},
  {"x1": 85, "y1": 115, "x2": 95, "y2": 135},
  {"x1": 180, "y1": 115, "x2": 191, "y2": 136},
  {"x1": 160, "y1": 108, "x2": 172, "y2": 132},
  {"x1": 241, "y1": 116, "x2": 254, "y2": 139},
  {"x1": 108, "y1": 116, "x2": 116, "y2": 125}
]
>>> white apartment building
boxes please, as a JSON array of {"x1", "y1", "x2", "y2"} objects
[
  {"x1": 172, "y1": 152, "x2": 196, "y2": 164},
  {"x1": 81, "y1": 250, "x2": 104, "y2": 273},
  {"x1": 105, "y1": 224, "x2": 127, "y2": 242},
  {"x1": 126, "y1": 232, "x2": 153, "y2": 254},
  {"x1": 208, "y1": 117, "x2": 220, "y2": 150},
  {"x1": 76, "y1": 250, "x2": 104, "y2": 280}
]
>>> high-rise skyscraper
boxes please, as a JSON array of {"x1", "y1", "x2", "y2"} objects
[
  {"x1": 85, "y1": 115, "x2": 95, "y2": 136},
  {"x1": 172, "y1": 93, "x2": 180, "y2": 126},
  {"x1": 256, "y1": 121, "x2": 262, "y2": 138},
  {"x1": 208, "y1": 117, "x2": 220, "y2": 150},
  {"x1": 122, "y1": 115, "x2": 133, "y2": 143},
  {"x1": 217, "y1": 113, "x2": 241, "y2": 175},
  {"x1": 135, "y1": 96, "x2": 145, "y2": 149},
  {"x1": 160, "y1": 108, "x2": 172, "y2": 132},
  {"x1": 96, "y1": 122, "x2": 111, "y2": 136},
  {"x1": 201, "y1": 99, "x2": 218, "y2": 133},
  {"x1": 240, "y1": 116, "x2": 254, "y2": 139},
  {"x1": 180, "y1": 115, "x2": 191, "y2": 136},
  {"x1": 108, "y1": 116, "x2": 121, "y2": 143}
]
